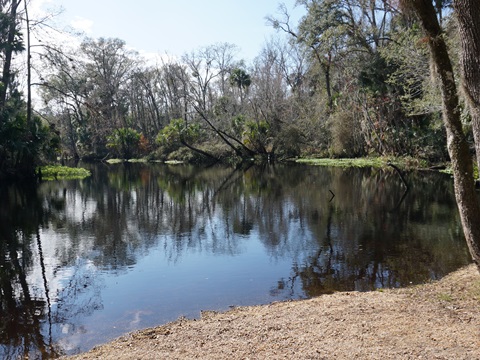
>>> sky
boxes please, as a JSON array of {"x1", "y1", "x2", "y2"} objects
[{"x1": 32, "y1": 0, "x2": 305, "y2": 63}]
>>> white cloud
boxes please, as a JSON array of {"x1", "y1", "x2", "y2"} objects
[{"x1": 71, "y1": 16, "x2": 94, "y2": 34}]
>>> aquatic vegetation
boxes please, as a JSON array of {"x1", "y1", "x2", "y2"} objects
[
  {"x1": 296, "y1": 158, "x2": 388, "y2": 168},
  {"x1": 39, "y1": 165, "x2": 91, "y2": 180}
]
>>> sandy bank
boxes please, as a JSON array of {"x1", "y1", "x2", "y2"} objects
[{"x1": 65, "y1": 264, "x2": 480, "y2": 360}]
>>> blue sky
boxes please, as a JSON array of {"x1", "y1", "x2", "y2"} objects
[{"x1": 35, "y1": 0, "x2": 305, "y2": 62}]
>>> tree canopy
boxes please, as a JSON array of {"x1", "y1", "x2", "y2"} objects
[{"x1": 1, "y1": 0, "x2": 479, "y2": 182}]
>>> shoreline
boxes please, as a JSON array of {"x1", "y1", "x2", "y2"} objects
[{"x1": 65, "y1": 264, "x2": 480, "y2": 360}]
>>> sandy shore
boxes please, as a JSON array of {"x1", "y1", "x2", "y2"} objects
[{"x1": 65, "y1": 264, "x2": 480, "y2": 360}]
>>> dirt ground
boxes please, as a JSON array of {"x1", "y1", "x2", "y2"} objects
[{"x1": 65, "y1": 264, "x2": 480, "y2": 360}]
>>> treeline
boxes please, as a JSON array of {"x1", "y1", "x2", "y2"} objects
[
  {"x1": 0, "y1": 0, "x2": 59, "y2": 180},
  {"x1": 0, "y1": 0, "x2": 473, "y2": 178}
]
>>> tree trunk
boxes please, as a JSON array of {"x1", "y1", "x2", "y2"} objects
[
  {"x1": 0, "y1": 0, "x2": 21, "y2": 109},
  {"x1": 453, "y1": 0, "x2": 480, "y2": 177},
  {"x1": 24, "y1": 0, "x2": 32, "y2": 127},
  {"x1": 409, "y1": 0, "x2": 480, "y2": 270}
]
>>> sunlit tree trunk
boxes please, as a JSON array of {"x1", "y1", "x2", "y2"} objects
[
  {"x1": 405, "y1": 0, "x2": 480, "y2": 270},
  {"x1": 453, "y1": 0, "x2": 480, "y2": 178}
]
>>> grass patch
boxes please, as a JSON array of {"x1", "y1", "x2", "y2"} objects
[{"x1": 39, "y1": 165, "x2": 91, "y2": 181}]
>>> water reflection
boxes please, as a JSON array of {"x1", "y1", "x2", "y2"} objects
[
  {"x1": 0, "y1": 163, "x2": 471, "y2": 358},
  {"x1": 0, "y1": 184, "x2": 60, "y2": 359}
]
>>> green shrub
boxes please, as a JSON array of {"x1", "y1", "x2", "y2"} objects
[{"x1": 106, "y1": 128, "x2": 141, "y2": 159}]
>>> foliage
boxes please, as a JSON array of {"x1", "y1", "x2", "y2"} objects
[
  {"x1": 30, "y1": 0, "x2": 475, "y2": 166},
  {"x1": 106, "y1": 127, "x2": 142, "y2": 159},
  {"x1": 329, "y1": 106, "x2": 364, "y2": 158},
  {"x1": 274, "y1": 125, "x2": 304, "y2": 159},
  {"x1": 156, "y1": 118, "x2": 201, "y2": 150},
  {"x1": 167, "y1": 146, "x2": 201, "y2": 163},
  {"x1": 381, "y1": 25, "x2": 440, "y2": 116},
  {"x1": 0, "y1": 94, "x2": 59, "y2": 179},
  {"x1": 229, "y1": 68, "x2": 251, "y2": 104},
  {"x1": 0, "y1": 1, "x2": 60, "y2": 179},
  {"x1": 242, "y1": 120, "x2": 270, "y2": 153},
  {"x1": 229, "y1": 68, "x2": 251, "y2": 90}
]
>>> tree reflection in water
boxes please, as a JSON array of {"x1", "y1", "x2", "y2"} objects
[
  {"x1": 0, "y1": 184, "x2": 60, "y2": 359},
  {"x1": 0, "y1": 163, "x2": 471, "y2": 358}
]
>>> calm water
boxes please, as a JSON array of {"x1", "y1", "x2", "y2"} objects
[{"x1": 0, "y1": 163, "x2": 471, "y2": 358}]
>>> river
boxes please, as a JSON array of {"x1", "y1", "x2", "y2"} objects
[{"x1": 0, "y1": 162, "x2": 471, "y2": 358}]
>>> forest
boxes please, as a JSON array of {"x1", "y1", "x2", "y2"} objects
[{"x1": 0, "y1": 0, "x2": 477, "y2": 179}]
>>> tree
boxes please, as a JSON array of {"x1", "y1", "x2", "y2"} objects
[
  {"x1": 127, "y1": 67, "x2": 163, "y2": 139},
  {"x1": 229, "y1": 68, "x2": 251, "y2": 105},
  {"x1": 211, "y1": 42, "x2": 240, "y2": 97},
  {"x1": 453, "y1": 0, "x2": 480, "y2": 177},
  {"x1": 250, "y1": 42, "x2": 289, "y2": 127},
  {"x1": 106, "y1": 127, "x2": 141, "y2": 160},
  {"x1": 182, "y1": 44, "x2": 255, "y2": 158},
  {"x1": 402, "y1": 0, "x2": 480, "y2": 270},
  {"x1": 268, "y1": 2, "x2": 335, "y2": 109},
  {"x1": 39, "y1": 44, "x2": 90, "y2": 159},
  {"x1": 156, "y1": 118, "x2": 217, "y2": 161},
  {"x1": 0, "y1": 1, "x2": 59, "y2": 179},
  {"x1": 0, "y1": 0, "x2": 23, "y2": 110},
  {"x1": 160, "y1": 62, "x2": 190, "y2": 122},
  {"x1": 268, "y1": 1, "x2": 414, "y2": 158},
  {"x1": 81, "y1": 37, "x2": 138, "y2": 153},
  {"x1": 41, "y1": 37, "x2": 139, "y2": 158}
]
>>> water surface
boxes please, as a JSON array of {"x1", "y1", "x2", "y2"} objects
[{"x1": 0, "y1": 163, "x2": 471, "y2": 358}]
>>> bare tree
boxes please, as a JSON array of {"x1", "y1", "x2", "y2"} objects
[
  {"x1": 182, "y1": 45, "x2": 254, "y2": 158},
  {"x1": 81, "y1": 37, "x2": 138, "y2": 129},
  {"x1": 39, "y1": 44, "x2": 91, "y2": 158},
  {"x1": 211, "y1": 42, "x2": 240, "y2": 97},
  {"x1": 250, "y1": 41, "x2": 290, "y2": 131}
]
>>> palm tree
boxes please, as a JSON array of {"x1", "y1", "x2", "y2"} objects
[{"x1": 229, "y1": 68, "x2": 251, "y2": 105}]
